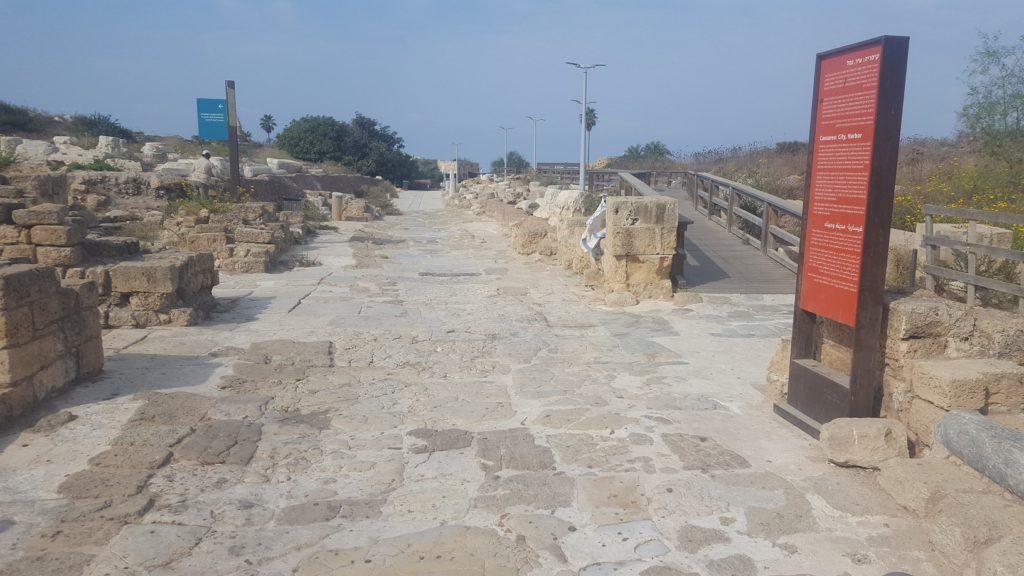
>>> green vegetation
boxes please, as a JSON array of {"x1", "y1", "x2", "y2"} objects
[
  {"x1": 607, "y1": 141, "x2": 677, "y2": 170},
  {"x1": 0, "y1": 147, "x2": 17, "y2": 171},
  {"x1": 300, "y1": 199, "x2": 326, "y2": 223},
  {"x1": 276, "y1": 112, "x2": 419, "y2": 184},
  {"x1": 491, "y1": 151, "x2": 529, "y2": 174},
  {"x1": 68, "y1": 112, "x2": 135, "y2": 141},
  {"x1": 166, "y1": 183, "x2": 237, "y2": 215},
  {"x1": 361, "y1": 183, "x2": 399, "y2": 215},
  {"x1": 415, "y1": 158, "x2": 444, "y2": 187},
  {"x1": 66, "y1": 158, "x2": 121, "y2": 172},
  {"x1": 315, "y1": 223, "x2": 339, "y2": 232},
  {"x1": 0, "y1": 101, "x2": 46, "y2": 133}
]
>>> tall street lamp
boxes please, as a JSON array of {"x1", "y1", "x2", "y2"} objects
[
  {"x1": 525, "y1": 116, "x2": 545, "y2": 172},
  {"x1": 499, "y1": 126, "x2": 513, "y2": 180},
  {"x1": 452, "y1": 142, "x2": 462, "y2": 190},
  {"x1": 566, "y1": 62, "x2": 605, "y2": 193}
]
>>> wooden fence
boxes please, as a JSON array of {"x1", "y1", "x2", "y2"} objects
[{"x1": 922, "y1": 204, "x2": 1024, "y2": 312}]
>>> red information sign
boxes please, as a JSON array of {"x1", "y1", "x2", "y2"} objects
[{"x1": 798, "y1": 42, "x2": 884, "y2": 327}]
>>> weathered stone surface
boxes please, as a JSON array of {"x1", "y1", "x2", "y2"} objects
[
  {"x1": 877, "y1": 456, "x2": 995, "y2": 516},
  {"x1": 0, "y1": 331, "x2": 62, "y2": 383},
  {"x1": 509, "y1": 217, "x2": 554, "y2": 256},
  {"x1": 275, "y1": 499, "x2": 343, "y2": 525},
  {"x1": 61, "y1": 278, "x2": 99, "y2": 308},
  {"x1": 60, "y1": 494, "x2": 153, "y2": 523},
  {"x1": 109, "y1": 260, "x2": 181, "y2": 293},
  {"x1": 29, "y1": 519, "x2": 124, "y2": 550},
  {"x1": 406, "y1": 427, "x2": 473, "y2": 454},
  {"x1": 476, "y1": 428, "x2": 555, "y2": 473},
  {"x1": 0, "y1": 551, "x2": 94, "y2": 576},
  {"x1": 765, "y1": 337, "x2": 791, "y2": 402},
  {"x1": 87, "y1": 446, "x2": 173, "y2": 470},
  {"x1": 605, "y1": 292, "x2": 639, "y2": 307},
  {"x1": 57, "y1": 469, "x2": 152, "y2": 499},
  {"x1": 0, "y1": 264, "x2": 58, "y2": 310},
  {"x1": 913, "y1": 358, "x2": 1024, "y2": 411},
  {"x1": 175, "y1": 419, "x2": 262, "y2": 465},
  {"x1": 77, "y1": 335, "x2": 104, "y2": 377},
  {"x1": 677, "y1": 524, "x2": 730, "y2": 553},
  {"x1": 905, "y1": 396, "x2": 947, "y2": 448},
  {"x1": 111, "y1": 424, "x2": 194, "y2": 448},
  {"x1": 129, "y1": 291, "x2": 178, "y2": 311},
  {"x1": 126, "y1": 391, "x2": 211, "y2": 426},
  {"x1": 185, "y1": 232, "x2": 229, "y2": 252},
  {"x1": 929, "y1": 492, "x2": 1023, "y2": 570},
  {"x1": 662, "y1": 433, "x2": 751, "y2": 471},
  {"x1": 234, "y1": 227, "x2": 275, "y2": 244},
  {"x1": 972, "y1": 531, "x2": 1024, "y2": 576},
  {"x1": 580, "y1": 474, "x2": 649, "y2": 524},
  {"x1": 81, "y1": 236, "x2": 141, "y2": 258},
  {"x1": 27, "y1": 409, "x2": 77, "y2": 434},
  {"x1": 294, "y1": 525, "x2": 525, "y2": 576},
  {"x1": 935, "y1": 410, "x2": 1024, "y2": 500},
  {"x1": 29, "y1": 223, "x2": 86, "y2": 246},
  {"x1": 819, "y1": 417, "x2": 909, "y2": 469},
  {"x1": 0, "y1": 305, "x2": 33, "y2": 348},
  {"x1": 706, "y1": 554, "x2": 757, "y2": 576},
  {"x1": 0, "y1": 224, "x2": 28, "y2": 245},
  {"x1": 267, "y1": 157, "x2": 304, "y2": 173},
  {"x1": 887, "y1": 292, "x2": 975, "y2": 340},
  {"x1": 11, "y1": 203, "x2": 67, "y2": 226},
  {"x1": 107, "y1": 523, "x2": 209, "y2": 570},
  {"x1": 474, "y1": 472, "x2": 575, "y2": 512}
]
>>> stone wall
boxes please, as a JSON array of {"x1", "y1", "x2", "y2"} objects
[
  {"x1": 766, "y1": 291, "x2": 1024, "y2": 453},
  {"x1": 0, "y1": 264, "x2": 104, "y2": 423},
  {"x1": 447, "y1": 177, "x2": 678, "y2": 302}
]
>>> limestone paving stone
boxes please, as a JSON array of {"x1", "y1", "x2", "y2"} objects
[
  {"x1": 87, "y1": 446, "x2": 173, "y2": 470},
  {"x1": 0, "y1": 551, "x2": 95, "y2": 576},
  {"x1": 406, "y1": 427, "x2": 473, "y2": 454},
  {"x1": 819, "y1": 417, "x2": 910, "y2": 469},
  {"x1": 475, "y1": 427, "x2": 555, "y2": 473},
  {"x1": 662, "y1": 433, "x2": 751, "y2": 471},
  {"x1": 176, "y1": 419, "x2": 262, "y2": 465},
  {"x1": 57, "y1": 469, "x2": 153, "y2": 499},
  {"x1": 59, "y1": 494, "x2": 154, "y2": 523}
]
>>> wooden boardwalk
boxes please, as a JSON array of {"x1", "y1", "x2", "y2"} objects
[{"x1": 659, "y1": 189, "x2": 797, "y2": 294}]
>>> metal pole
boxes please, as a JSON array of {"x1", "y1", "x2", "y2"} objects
[
  {"x1": 225, "y1": 80, "x2": 241, "y2": 200},
  {"x1": 526, "y1": 117, "x2": 544, "y2": 173},
  {"x1": 452, "y1": 142, "x2": 461, "y2": 189},
  {"x1": 580, "y1": 70, "x2": 587, "y2": 192}
]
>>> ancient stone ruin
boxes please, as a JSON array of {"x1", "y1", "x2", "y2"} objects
[{"x1": 0, "y1": 264, "x2": 103, "y2": 421}]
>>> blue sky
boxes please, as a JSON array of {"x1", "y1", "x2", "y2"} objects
[{"x1": 3, "y1": 0, "x2": 1023, "y2": 166}]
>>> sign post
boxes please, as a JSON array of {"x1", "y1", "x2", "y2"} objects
[
  {"x1": 775, "y1": 36, "x2": 909, "y2": 437},
  {"x1": 225, "y1": 80, "x2": 241, "y2": 200}
]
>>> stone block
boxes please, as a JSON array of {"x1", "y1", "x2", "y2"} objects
[
  {"x1": 0, "y1": 331, "x2": 62, "y2": 384},
  {"x1": 905, "y1": 397, "x2": 947, "y2": 448},
  {"x1": 601, "y1": 254, "x2": 673, "y2": 285},
  {"x1": 929, "y1": 492, "x2": 1022, "y2": 570},
  {"x1": 78, "y1": 336, "x2": 104, "y2": 378},
  {"x1": 912, "y1": 358, "x2": 1024, "y2": 411},
  {"x1": 765, "y1": 337, "x2": 791, "y2": 403},
  {"x1": 81, "y1": 236, "x2": 142, "y2": 259},
  {"x1": 233, "y1": 243, "x2": 279, "y2": 259},
  {"x1": 0, "y1": 264, "x2": 59, "y2": 310},
  {"x1": 61, "y1": 278, "x2": 99, "y2": 308},
  {"x1": 1, "y1": 244, "x2": 36, "y2": 262},
  {"x1": 64, "y1": 308, "x2": 102, "y2": 348},
  {"x1": 267, "y1": 158, "x2": 304, "y2": 173},
  {"x1": 31, "y1": 286, "x2": 76, "y2": 330},
  {"x1": 234, "y1": 227, "x2": 275, "y2": 244},
  {"x1": 192, "y1": 223, "x2": 226, "y2": 234},
  {"x1": 219, "y1": 257, "x2": 270, "y2": 274},
  {"x1": 819, "y1": 417, "x2": 909, "y2": 469},
  {"x1": 965, "y1": 308, "x2": 1024, "y2": 366},
  {"x1": 0, "y1": 224, "x2": 29, "y2": 244},
  {"x1": 0, "y1": 199, "x2": 27, "y2": 224},
  {"x1": 0, "y1": 380, "x2": 36, "y2": 423},
  {"x1": 0, "y1": 306, "x2": 34, "y2": 349},
  {"x1": 110, "y1": 260, "x2": 181, "y2": 293},
  {"x1": 12, "y1": 203, "x2": 67, "y2": 226},
  {"x1": 886, "y1": 293, "x2": 975, "y2": 340},
  {"x1": 185, "y1": 232, "x2": 228, "y2": 253},
  {"x1": 30, "y1": 223, "x2": 86, "y2": 246},
  {"x1": 36, "y1": 245, "x2": 83, "y2": 267},
  {"x1": 605, "y1": 223, "x2": 677, "y2": 256},
  {"x1": 32, "y1": 355, "x2": 76, "y2": 400},
  {"x1": 85, "y1": 266, "x2": 111, "y2": 295},
  {"x1": 129, "y1": 292, "x2": 178, "y2": 312},
  {"x1": 606, "y1": 196, "x2": 678, "y2": 227},
  {"x1": 168, "y1": 308, "x2": 199, "y2": 327}
]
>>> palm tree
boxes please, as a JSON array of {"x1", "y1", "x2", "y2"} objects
[
  {"x1": 259, "y1": 114, "x2": 277, "y2": 144},
  {"x1": 584, "y1": 107, "x2": 597, "y2": 166}
]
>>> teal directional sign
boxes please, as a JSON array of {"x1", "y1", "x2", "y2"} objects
[{"x1": 196, "y1": 98, "x2": 228, "y2": 141}]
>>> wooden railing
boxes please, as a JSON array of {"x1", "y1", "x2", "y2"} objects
[
  {"x1": 687, "y1": 172, "x2": 803, "y2": 272},
  {"x1": 617, "y1": 172, "x2": 693, "y2": 288},
  {"x1": 922, "y1": 205, "x2": 1024, "y2": 312}
]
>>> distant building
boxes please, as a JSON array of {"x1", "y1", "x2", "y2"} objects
[{"x1": 437, "y1": 160, "x2": 479, "y2": 180}]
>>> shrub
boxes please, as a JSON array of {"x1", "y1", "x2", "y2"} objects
[
  {"x1": 0, "y1": 101, "x2": 44, "y2": 133},
  {"x1": 0, "y1": 147, "x2": 17, "y2": 171},
  {"x1": 66, "y1": 158, "x2": 121, "y2": 172},
  {"x1": 301, "y1": 199, "x2": 326, "y2": 223},
  {"x1": 291, "y1": 253, "x2": 321, "y2": 267},
  {"x1": 68, "y1": 113, "x2": 135, "y2": 142}
]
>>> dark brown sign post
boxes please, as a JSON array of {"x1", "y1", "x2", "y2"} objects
[{"x1": 775, "y1": 36, "x2": 909, "y2": 437}]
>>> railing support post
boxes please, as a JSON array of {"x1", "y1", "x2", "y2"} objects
[
  {"x1": 924, "y1": 214, "x2": 936, "y2": 291},
  {"x1": 726, "y1": 187, "x2": 736, "y2": 233},
  {"x1": 691, "y1": 172, "x2": 698, "y2": 211},
  {"x1": 967, "y1": 220, "x2": 977, "y2": 307},
  {"x1": 760, "y1": 200, "x2": 770, "y2": 255}
]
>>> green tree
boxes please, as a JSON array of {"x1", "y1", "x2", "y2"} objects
[
  {"x1": 959, "y1": 32, "x2": 1024, "y2": 177},
  {"x1": 491, "y1": 150, "x2": 529, "y2": 175},
  {"x1": 585, "y1": 107, "x2": 597, "y2": 164},
  {"x1": 276, "y1": 115, "x2": 348, "y2": 163},
  {"x1": 259, "y1": 114, "x2": 277, "y2": 143}
]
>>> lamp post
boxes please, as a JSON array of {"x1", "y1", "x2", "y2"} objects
[
  {"x1": 452, "y1": 142, "x2": 461, "y2": 190},
  {"x1": 499, "y1": 126, "x2": 513, "y2": 180},
  {"x1": 566, "y1": 62, "x2": 604, "y2": 193},
  {"x1": 571, "y1": 99, "x2": 596, "y2": 169},
  {"x1": 525, "y1": 116, "x2": 544, "y2": 173}
]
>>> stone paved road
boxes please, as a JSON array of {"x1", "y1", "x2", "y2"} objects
[{"x1": 0, "y1": 190, "x2": 945, "y2": 575}]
